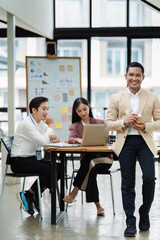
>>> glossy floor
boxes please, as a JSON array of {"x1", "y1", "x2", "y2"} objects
[{"x1": 1, "y1": 160, "x2": 160, "y2": 240}]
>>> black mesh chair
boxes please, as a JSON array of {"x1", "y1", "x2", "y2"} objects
[{"x1": 0, "y1": 136, "x2": 43, "y2": 219}]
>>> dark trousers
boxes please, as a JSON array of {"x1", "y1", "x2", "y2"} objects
[
  {"x1": 119, "y1": 135, "x2": 155, "y2": 224},
  {"x1": 85, "y1": 164, "x2": 112, "y2": 202},
  {"x1": 10, "y1": 156, "x2": 51, "y2": 194},
  {"x1": 73, "y1": 153, "x2": 112, "y2": 202}
]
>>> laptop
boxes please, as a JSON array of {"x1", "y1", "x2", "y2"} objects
[{"x1": 81, "y1": 124, "x2": 109, "y2": 146}]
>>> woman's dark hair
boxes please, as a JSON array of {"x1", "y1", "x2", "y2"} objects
[
  {"x1": 29, "y1": 96, "x2": 48, "y2": 113},
  {"x1": 126, "y1": 62, "x2": 144, "y2": 74},
  {"x1": 72, "y1": 97, "x2": 93, "y2": 123}
]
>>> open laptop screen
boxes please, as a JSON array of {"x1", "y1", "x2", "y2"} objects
[{"x1": 81, "y1": 124, "x2": 109, "y2": 146}]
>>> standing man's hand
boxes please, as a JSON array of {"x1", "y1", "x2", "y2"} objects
[
  {"x1": 45, "y1": 116, "x2": 54, "y2": 128},
  {"x1": 123, "y1": 114, "x2": 139, "y2": 126},
  {"x1": 123, "y1": 114, "x2": 146, "y2": 131},
  {"x1": 132, "y1": 122, "x2": 146, "y2": 131}
]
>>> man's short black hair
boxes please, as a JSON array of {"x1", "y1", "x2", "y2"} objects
[
  {"x1": 29, "y1": 96, "x2": 48, "y2": 113},
  {"x1": 126, "y1": 62, "x2": 144, "y2": 75}
]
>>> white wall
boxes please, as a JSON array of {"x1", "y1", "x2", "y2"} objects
[{"x1": 0, "y1": 0, "x2": 53, "y2": 39}]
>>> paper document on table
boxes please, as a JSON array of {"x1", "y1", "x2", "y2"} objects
[{"x1": 46, "y1": 141, "x2": 81, "y2": 147}]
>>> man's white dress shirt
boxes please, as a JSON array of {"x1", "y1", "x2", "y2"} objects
[
  {"x1": 121, "y1": 88, "x2": 141, "y2": 135},
  {"x1": 11, "y1": 116, "x2": 53, "y2": 157}
]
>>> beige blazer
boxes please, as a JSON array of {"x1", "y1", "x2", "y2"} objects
[{"x1": 105, "y1": 88, "x2": 160, "y2": 156}]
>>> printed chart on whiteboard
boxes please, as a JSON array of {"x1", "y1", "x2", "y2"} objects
[{"x1": 26, "y1": 57, "x2": 81, "y2": 141}]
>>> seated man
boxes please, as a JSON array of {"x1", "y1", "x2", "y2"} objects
[{"x1": 10, "y1": 96, "x2": 60, "y2": 215}]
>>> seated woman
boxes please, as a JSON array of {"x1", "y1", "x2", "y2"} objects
[{"x1": 63, "y1": 97, "x2": 113, "y2": 215}]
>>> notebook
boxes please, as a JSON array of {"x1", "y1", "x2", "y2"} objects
[
  {"x1": 81, "y1": 124, "x2": 109, "y2": 146},
  {"x1": 46, "y1": 141, "x2": 80, "y2": 147}
]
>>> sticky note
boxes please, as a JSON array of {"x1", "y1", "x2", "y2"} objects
[
  {"x1": 53, "y1": 94, "x2": 61, "y2": 101},
  {"x1": 67, "y1": 65, "x2": 73, "y2": 71},
  {"x1": 61, "y1": 107, "x2": 67, "y2": 113},
  {"x1": 69, "y1": 90, "x2": 74, "y2": 96},
  {"x1": 62, "y1": 115, "x2": 67, "y2": 122},
  {"x1": 68, "y1": 115, "x2": 72, "y2": 121},
  {"x1": 59, "y1": 65, "x2": 65, "y2": 71},
  {"x1": 68, "y1": 107, "x2": 72, "y2": 113},
  {"x1": 63, "y1": 93, "x2": 68, "y2": 102},
  {"x1": 56, "y1": 122, "x2": 62, "y2": 128}
]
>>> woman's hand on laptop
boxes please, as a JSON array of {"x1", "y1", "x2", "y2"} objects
[
  {"x1": 75, "y1": 138, "x2": 82, "y2": 144},
  {"x1": 50, "y1": 134, "x2": 60, "y2": 143}
]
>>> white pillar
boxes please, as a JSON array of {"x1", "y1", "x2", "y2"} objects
[
  {"x1": 7, "y1": 12, "x2": 15, "y2": 135},
  {"x1": 1, "y1": 13, "x2": 19, "y2": 186}
]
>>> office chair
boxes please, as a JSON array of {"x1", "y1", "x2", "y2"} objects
[
  {"x1": 66, "y1": 162, "x2": 120, "y2": 215},
  {"x1": 0, "y1": 136, "x2": 43, "y2": 219}
]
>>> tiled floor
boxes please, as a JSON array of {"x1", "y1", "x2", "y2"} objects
[{"x1": 0, "y1": 160, "x2": 160, "y2": 240}]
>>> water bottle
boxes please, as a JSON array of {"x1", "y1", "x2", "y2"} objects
[{"x1": 36, "y1": 145, "x2": 42, "y2": 161}]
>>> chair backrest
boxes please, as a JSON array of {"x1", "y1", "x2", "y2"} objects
[{"x1": 1, "y1": 136, "x2": 14, "y2": 164}]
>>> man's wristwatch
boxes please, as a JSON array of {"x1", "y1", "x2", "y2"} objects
[{"x1": 142, "y1": 128, "x2": 146, "y2": 133}]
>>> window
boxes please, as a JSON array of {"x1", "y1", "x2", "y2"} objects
[
  {"x1": 0, "y1": 38, "x2": 46, "y2": 108},
  {"x1": 58, "y1": 49, "x2": 79, "y2": 57},
  {"x1": 108, "y1": 50, "x2": 122, "y2": 74},
  {"x1": 56, "y1": 0, "x2": 89, "y2": 27},
  {"x1": 91, "y1": 37, "x2": 127, "y2": 107},
  {"x1": 0, "y1": 91, "x2": 7, "y2": 107},
  {"x1": 132, "y1": 49, "x2": 141, "y2": 63},
  {"x1": 130, "y1": 0, "x2": 160, "y2": 26},
  {"x1": 92, "y1": 0, "x2": 126, "y2": 27},
  {"x1": 95, "y1": 92, "x2": 106, "y2": 106},
  {"x1": 131, "y1": 39, "x2": 160, "y2": 95}
]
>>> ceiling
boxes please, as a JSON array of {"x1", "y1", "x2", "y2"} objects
[{"x1": 140, "y1": 0, "x2": 160, "y2": 12}]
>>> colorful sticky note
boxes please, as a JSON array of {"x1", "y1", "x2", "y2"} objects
[
  {"x1": 68, "y1": 107, "x2": 72, "y2": 113},
  {"x1": 68, "y1": 115, "x2": 72, "y2": 121},
  {"x1": 61, "y1": 107, "x2": 67, "y2": 113},
  {"x1": 59, "y1": 65, "x2": 65, "y2": 71},
  {"x1": 53, "y1": 94, "x2": 61, "y2": 101},
  {"x1": 62, "y1": 93, "x2": 68, "y2": 102},
  {"x1": 67, "y1": 65, "x2": 73, "y2": 71},
  {"x1": 62, "y1": 115, "x2": 67, "y2": 122},
  {"x1": 56, "y1": 122, "x2": 62, "y2": 129},
  {"x1": 69, "y1": 90, "x2": 74, "y2": 96}
]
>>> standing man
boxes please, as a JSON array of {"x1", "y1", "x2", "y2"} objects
[
  {"x1": 105, "y1": 62, "x2": 160, "y2": 237},
  {"x1": 11, "y1": 96, "x2": 60, "y2": 215}
]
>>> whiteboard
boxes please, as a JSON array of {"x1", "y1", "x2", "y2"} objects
[{"x1": 26, "y1": 56, "x2": 81, "y2": 141}]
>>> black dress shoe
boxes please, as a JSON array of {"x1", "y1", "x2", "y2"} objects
[
  {"x1": 139, "y1": 209, "x2": 150, "y2": 231},
  {"x1": 124, "y1": 224, "x2": 137, "y2": 237}
]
